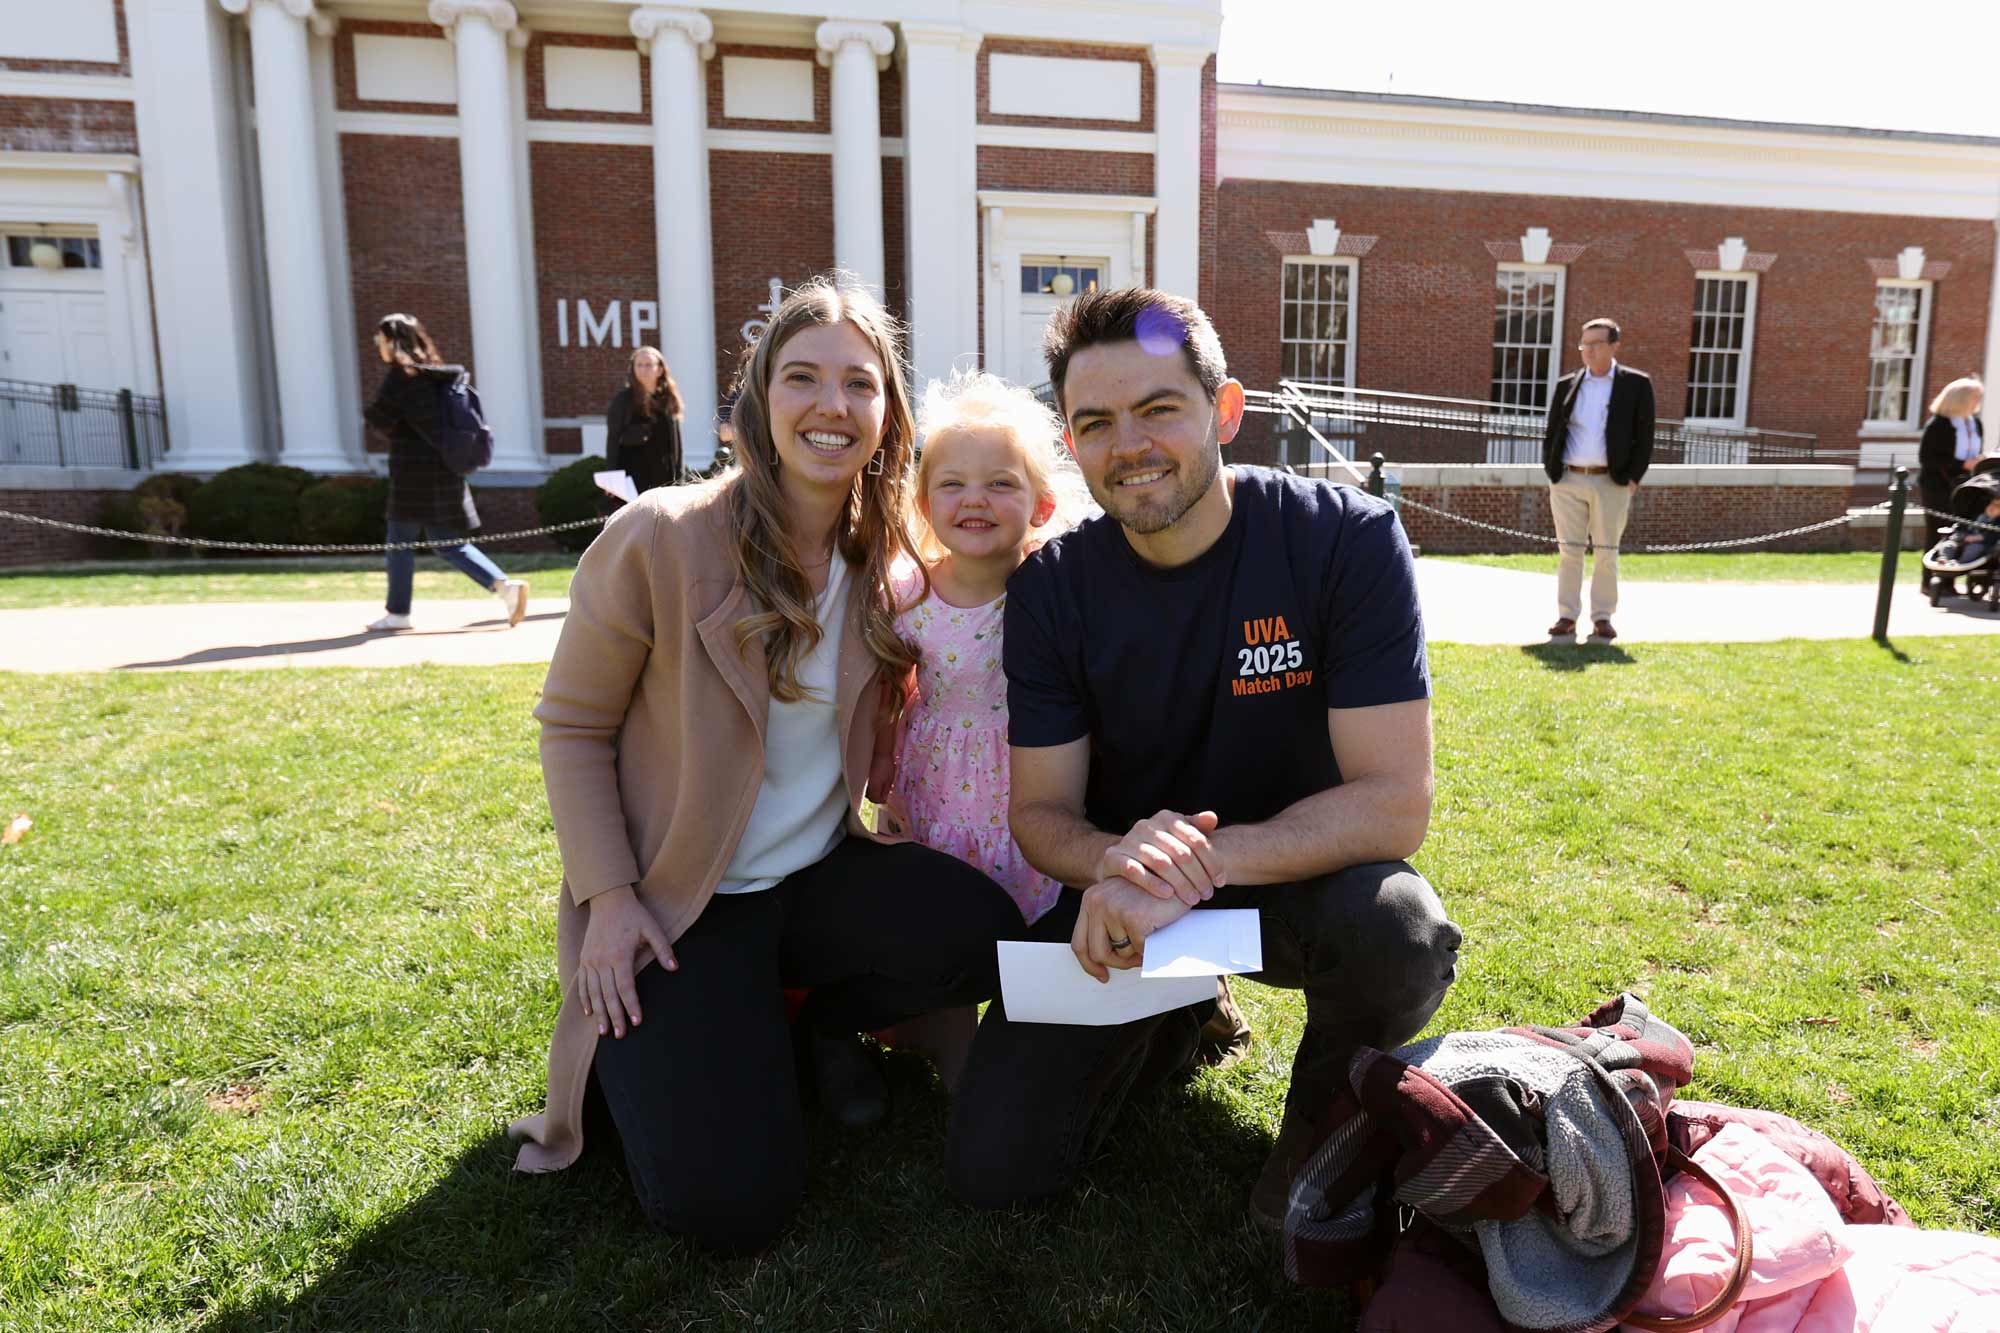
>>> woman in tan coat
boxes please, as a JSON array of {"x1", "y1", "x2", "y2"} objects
[{"x1": 509, "y1": 278, "x2": 1021, "y2": 1254}]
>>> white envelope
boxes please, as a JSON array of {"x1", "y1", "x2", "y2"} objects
[
  {"x1": 592, "y1": 469, "x2": 639, "y2": 504},
  {"x1": 1141, "y1": 908, "x2": 1263, "y2": 978},
  {"x1": 998, "y1": 941, "x2": 1215, "y2": 1026}
]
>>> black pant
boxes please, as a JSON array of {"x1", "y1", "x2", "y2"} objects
[
  {"x1": 1919, "y1": 478, "x2": 1953, "y2": 587},
  {"x1": 944, "y1": 860, "x2": 1462, "y2": 1209},
  {"x1": 591, "y1": 837, "x2": 1022, "y2": 1254}
]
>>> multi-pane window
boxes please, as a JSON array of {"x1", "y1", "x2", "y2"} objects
[
  {"x1": 1279, "y1": 257, "x2": 1356, "y2": 388},
  {"x1": 1685, "y1": 273, "x2": 1756, "y2": 426},
  {"x1": 1490, "y1": 264, "x2": 1565, "y2": 410},
  {"x1": 4, "y1": 235, "x2": 101, "y2": 270},
  {"x1": 1020, "y1": 261, "x2": 1103, "y2": 296},
  {"x1": 1866, "y1": 280, "x2": 1930, "y2": 428}
]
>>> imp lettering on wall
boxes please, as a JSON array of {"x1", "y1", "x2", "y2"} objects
[{"x1": 549, "y1": 278, "x2": 790, "y2": 352}]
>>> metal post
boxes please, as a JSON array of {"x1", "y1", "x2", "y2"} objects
[
  {"x1": 1873, "y1": 466, "x2": 1908, "y2": 644},
  {"x1": 118, "y1": 389, "x2": 139, "y2": 470},
  {"x1": 1368, "y1": 451, "x2": 1386, "y2": 499}
]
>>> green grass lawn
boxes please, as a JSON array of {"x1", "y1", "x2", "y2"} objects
[
  {"x1": 3, "y1": 641, "x2": 1996, "y2": 1330},
  {"x1": 0, "y1": 553, "x2": 581, "y2": 610},
  {"x1": 1433, "y1": 550, "x2": 1886, "y2": 582}
]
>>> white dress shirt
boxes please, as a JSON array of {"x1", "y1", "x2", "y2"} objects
[
  {"x1": 1564, "y1": 361, "x2": 1618, "y2": 468},
  {"x1": 714, "y1": 556, "x2": 853, "y2": 895}
]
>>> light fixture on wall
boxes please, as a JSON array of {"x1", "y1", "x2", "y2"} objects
[
  {"x1": 28, "y1": 225, "x2": 62, "y2": 272},
  {"x1": 1049, "y1": 269, "x2": 1076, "y2": 296}
]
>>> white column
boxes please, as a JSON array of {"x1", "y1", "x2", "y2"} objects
[
  {"x1": 817, "y1": 20, "x2": 895, "y2": 295},
  {"x1": 631, "y1": 6, "x2": 718, "y2": 467},
  {"x1": 217, "y1": 0, "x2": 350, "y2": 471},
  {"x1": 307, "y1": 12, "x2": 363, "y2": 468},
  {"x1": 899, "y1": 22, "x2": 980, "y2": 389},
  {"x1": 430, "y1": 0, "x2": 539, "y2": 471},
  {"x1": 1150, "y1": 43, "x2": 1207, "y2": 300},
  {"x1": 1984, "y1": 212, "x2": 2000, "y2": 434}
]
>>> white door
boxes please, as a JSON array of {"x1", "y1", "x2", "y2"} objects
[
  {"x1": 1013, "y1": 258, "x2": 1107, "y2": 389},
  {"x1": 0, "y1": 291, "x2": 118, "y2": 463}
]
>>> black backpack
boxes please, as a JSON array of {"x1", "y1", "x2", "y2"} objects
[{"x1": 429, "y1": 373, "x2": 495, "y2": 476}]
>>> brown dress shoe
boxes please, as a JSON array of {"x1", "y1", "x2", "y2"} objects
[
  {"x1": 1195, "y1": 976, "x2": 1253, "y2": 1070},
  {"x1": 1547, "y1": 617, "x2": 1577, "y2": 638},
  {"x1": 1592, "y1": 619, "x2": 1617, "y2": 641}
]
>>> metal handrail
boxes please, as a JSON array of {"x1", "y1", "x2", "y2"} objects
[{"x1": 0, "y1": 377, "x2": 168, "y2": 470}]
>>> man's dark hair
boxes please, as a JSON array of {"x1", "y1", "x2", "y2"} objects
[
  {"x1": 1582, "y1": 317, "x2": 1621, "y2": 343},
  {"x1": 1041, "y1": 287, "x2": 1228, "y2": 417}
]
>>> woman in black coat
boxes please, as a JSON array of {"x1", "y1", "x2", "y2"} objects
[
  {"x1": 1916, "y1": 376, "x2": 1985, "y2": 595},
  {"x1": 362, "y1": 313, "x2": 528, "y2": 632},
  {"x1": 603, "y1": 346, "x2": 685, "y2": 498}
]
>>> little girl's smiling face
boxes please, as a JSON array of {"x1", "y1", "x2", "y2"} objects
[{"x1": 922, "y1": 430, "x2": 1054, "y2": 562}]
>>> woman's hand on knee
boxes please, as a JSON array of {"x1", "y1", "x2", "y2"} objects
[{"x1": 577, "y1": 883, "x2": 677, "y2": 1040}]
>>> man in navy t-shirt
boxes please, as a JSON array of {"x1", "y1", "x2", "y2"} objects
[{"x1": 946, "y1": 288, "x2": 1463, "y2": 1231}]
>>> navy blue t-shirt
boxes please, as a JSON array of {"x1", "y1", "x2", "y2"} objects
[{"x1": 1004, "y1": 466, "x2": 1428, "y2": 837}]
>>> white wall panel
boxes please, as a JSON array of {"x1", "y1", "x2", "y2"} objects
[
  {"x1": 0, "y1": 0, "x2": 119, "y2": 64},
  {"x1": 353, "y1": 34, "x2": 456, "y2": 106},
  {"x1": 545, "y1": 46, "x2": 641, "y2": 115},
  {"x1": 988, "y1": 54, "x2": 1139, "y2": 122},
  {"x1": 722, "y1": 56, "x2": 813, "y2": 122}
]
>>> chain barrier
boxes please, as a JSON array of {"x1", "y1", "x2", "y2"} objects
[
  {"x1": 0, "y1": 507, "x2": 604, "y2": 554},
  {"x1": 1388, "y1": 493, "x2": 1891, "y2": 553},
  {"x1": 1907, "y1": 502, "x2": 2000, "y2": 537}
]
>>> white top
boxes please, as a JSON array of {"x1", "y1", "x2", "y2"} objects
[
  {"x1": 1564, "y1": 361, "x2": 1619, "y2": 468},
  {"x1": 1954, "y1": 416, "x2": 1981, "y2": 461},
  {"x1": 713, "y1": 556, "x2": 854, "y2": 895}
]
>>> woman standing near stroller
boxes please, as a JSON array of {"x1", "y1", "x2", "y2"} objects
[
  {"x1": 362, "y1": 313, "x2": 529, "y2": 632},
  {"x1": 1917, "y1": 376, "x2": 1984, "y2": 599},
  {"x1": 603, "y1": 346, "x2": 686, "y2": 498}
]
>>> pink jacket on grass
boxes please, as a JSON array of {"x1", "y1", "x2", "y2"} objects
[
  {"x1": 1628, "y1": 1122, "x2": 2000, "y2": 1332},
  {"x1": 1358, "y1": 1100, "x2": 1919, "y2": 1333}
]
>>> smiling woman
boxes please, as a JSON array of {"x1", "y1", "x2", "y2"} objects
[{"x1": 511, "y1": 274, "x2": 1024, "y2": 1257}]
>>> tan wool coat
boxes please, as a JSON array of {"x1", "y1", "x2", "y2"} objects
[{"x1": 508, "y1": 478, "x2": 893, "y2": 1172}]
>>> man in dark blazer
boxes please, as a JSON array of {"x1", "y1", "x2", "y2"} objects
[{"x1": 1541, "y1": 317, "x2": 1655, "y2": 641}]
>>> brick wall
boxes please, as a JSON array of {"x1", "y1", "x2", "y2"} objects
[
  {"x1": 1212, "y1": 179, "x2": 1997, "y2": 460},
  {"x1": 708, "y1": 150, "x2": 835, "y2": 399},
  {"x1": 531, "y1": 141, "x2": 656, "y2": 419},
  {"x1": 340, "y1": 134, "x2": 470, "y2": 449},
  {"x1": 0, "y1": 97, "x2": 136, "y2": 153},
  {"x1": 0, "y1": 489, "x2": 120, "y2": 565},
  {"x1": 0, "y1": 0, "x2": 128, "y2": 76},
  {"x1": 977, "y1": 38, "x2": 1152, "y2": 132}
]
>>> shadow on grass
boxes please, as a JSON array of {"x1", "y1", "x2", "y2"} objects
[
  {"x1": 202, "y1": 1053, "x2": 1353, "y2": 1331},
  {"x1": 1518, "y1": 641, "x2": 1637, "y2": 672},
  {"x1": 113, "y1": 612, "x2": 566, "y2": 671}
]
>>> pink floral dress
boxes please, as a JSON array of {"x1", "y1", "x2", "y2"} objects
[{"x1": 892, "y1": 582, "x2": 1063, "y2": 925}]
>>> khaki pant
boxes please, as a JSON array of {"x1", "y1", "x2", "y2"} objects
[{"x1": 1550, "y1": 472, "x2": 1635, "y2": 621}]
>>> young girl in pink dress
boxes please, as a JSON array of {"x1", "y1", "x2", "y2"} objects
[{"x1": 882, "y1": 371, "x2": 1087, "y2": 934}]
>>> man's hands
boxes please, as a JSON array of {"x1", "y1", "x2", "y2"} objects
[
  {"x1": 1097, "y1": 809, "x2": 1225, "y2": 906},
  {"x1": 1071, "y1": 877, "x2": 1193, "y2": 982},
  {"x1": 577, "y1": 883, "x2": 676, "y2": 1039}
]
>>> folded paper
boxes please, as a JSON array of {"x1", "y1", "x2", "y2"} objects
[
  {"x1": 998, "y1": 941, "x2": 1214, "y2": 1026},
  {"x1": 1141, "y1": 908, "x2": 1263, "y2": 978},
  {"x1": 592, "y1": 469, "x2": 639, "y2": 504}
]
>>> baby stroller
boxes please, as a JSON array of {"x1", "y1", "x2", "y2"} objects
[{"x1": 1922, "y1": 468, "x2": 2000, "y2": 608}]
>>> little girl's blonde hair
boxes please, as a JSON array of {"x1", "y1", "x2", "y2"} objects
[{"x1": 909, "y1": 369, "x2": 1093, "y2": 564}]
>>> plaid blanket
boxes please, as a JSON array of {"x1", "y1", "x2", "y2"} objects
[{"x1": 1283, "y1": 994, "x2": 1695, "y2": 1333}]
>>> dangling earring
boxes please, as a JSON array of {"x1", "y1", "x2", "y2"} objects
[{"x1": 866, "y1": 449, "x2": 886, "y2": 477}]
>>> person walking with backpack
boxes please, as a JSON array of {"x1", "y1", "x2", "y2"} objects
[{"x1": 363, "y1": 313, "x2": 528, "y2": 632}]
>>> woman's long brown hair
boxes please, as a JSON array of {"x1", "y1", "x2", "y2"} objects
[
  {"x1": 627, "y1": 345, "x2": 685, "y2": 421},
  {"x1": 727, "y1": 276, "x2": 926, "y2": 701}
]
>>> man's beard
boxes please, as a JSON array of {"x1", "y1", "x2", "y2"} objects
[{"x1": 1090, "y1": 435, "x2": 1222, "y2": 536}]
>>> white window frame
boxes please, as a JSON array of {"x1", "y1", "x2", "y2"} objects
[
  {"x1": 1277, "y1": 254, "x2": 1359, "y2": 391},
  {"x1": 1490, "y1": 262, "x2": 1566, "y2": 413},
  {"x1": 1862, "y1": 278, "x2": 1932, "y2": 434},
  {"x1": 1684, "y1": 271, "x2": 1757, "y2": 430}
]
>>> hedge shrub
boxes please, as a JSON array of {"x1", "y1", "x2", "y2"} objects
[
  {"x1": 535, "y1": 456, "x2": 610, "y2": 552},
  {"x1": 186, "y1": 462, "x2": 315, "y2": 550},
  {"x1": 298, "y1": 475, "x2": 389, "y2": 546}
]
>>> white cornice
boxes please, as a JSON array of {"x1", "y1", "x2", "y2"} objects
[
  {"x1": 0, "y1": 150, "x2": 142, "y2": 174},
  {"x1": 1219, "y1": 90, "x2": 2000, "y2": 220},
  {"x1": 0, "y1": 72, "x2": 135, "y2": 102},
  {"x1": 336, "y1": 110, "x2": 459, "y2": 137},
  {"x1": 974, "y1": 124, "x2": 1155, "y2": 154}
]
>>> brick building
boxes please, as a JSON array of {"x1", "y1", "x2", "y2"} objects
[{"x1": 2, "y1": 0, "x2": 1999, "y2": 559}]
